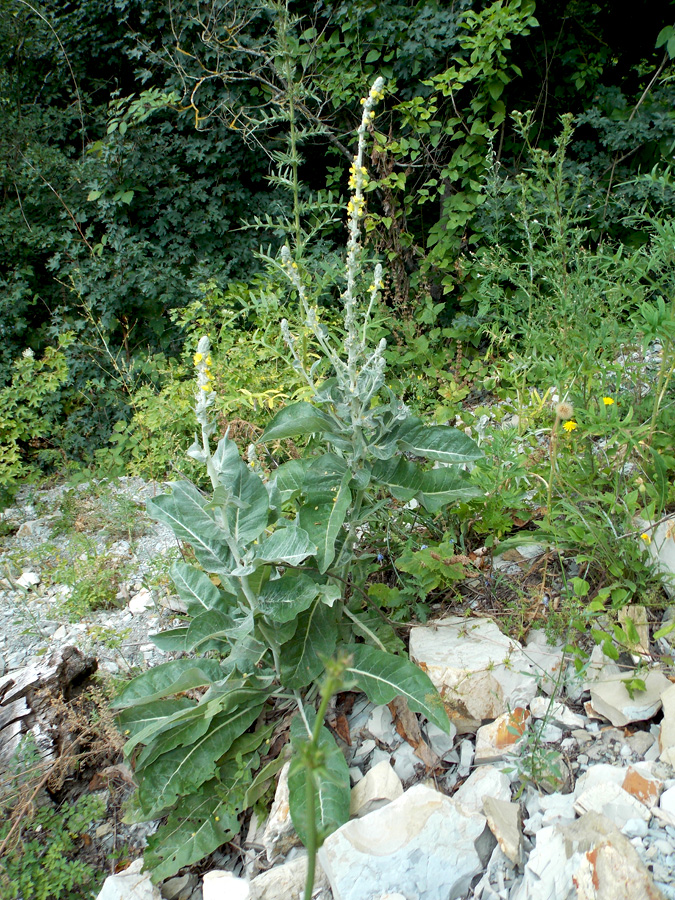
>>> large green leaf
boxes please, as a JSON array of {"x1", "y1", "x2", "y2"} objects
[
  {"x1": 112, "y1": 659, "x2": 225, "y2": 709},
  {"x1": 417, "y1": 467, "x2": 484, "y2": 512},
  {"x1": 302, "y1": 453, "x2": 348, "y2": 502},
  {"x1": 261, "y1": 401, "x2": 337, "y2": 442},
  {"x1": 150, "y1": 627, "x2": 188, "y2": 652},
  {"x1": 254, "y1": 525, "x2": 317, "y2": 566},
  {"x1": 396, "y1": 418, "x2": 483, "y2": 464},
  {"x1": 136, "y1": 696, "x2": 268, "y2": 818},
  {"x1": 346, "y1": 644, "x2": 450, "y2": 732},
  {"x1": 170, "y1": 562, "x2": 224, "y2": 614},
  {"x1": 116, "y1": 699, "x2": 194, "y2": 742},
  {"x1": 298, "y1": 472, "x2": 351, "y2": 572},
  {"x1": 186, "y1": 609, "x2": 238, "y2": 652},
  {"x1": 148, "y1": 483, "x2": 232, "y2": 575},
  {"x1": 288, "y1": 709, "x2": 350, "y2": 846},
  {"x1": 145, "y1": 785, "x2": 240, "y2": 883},
  {"x1": 257, "y1": 573, "x2": 321, "y2": 623},
  {"x1": 221, "y1": 463, "x2": 270, "y2": 545},
  {"x1": 211, "y1": 433, "x2": 243, "y2": 481},
  {"x1": 271, "y1": 459, "x2": 309, "y2": 502},
  {"x1": 280, "y1": 602, "x2": 338, "y2": 690},
  {"x1": 371, "y1": 457, "x2": 422, "y2": 501}
]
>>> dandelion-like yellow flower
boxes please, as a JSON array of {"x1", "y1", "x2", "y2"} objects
[
  {"x1": 563, "y1": 420, "x2": 577, "y2": 432},
  {"x1": 640, "y1": 532, "x2": 652, "y2": 545},
  {"x1": 602, "y1": 397, "x2": 614, "y2": 406},
  {"x1": 193, "y1": 352, "x2": 203, "y2": 365}
]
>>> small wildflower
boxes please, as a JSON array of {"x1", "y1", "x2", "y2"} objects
[
  {"x1": 193, "y1": 352, "x2": 203, "y2": 365},
  {"x1": 563, "y1": 420, "x2": 577, "y2": 432},
  {"x1": 640, "y1": 532, "x2": 652, "y2": 545},
  {"x1": 602, "y1": 397, "x2": 614, "y2": 406},
  {"x1": 215, "y1": 816, "x2": 220, "y2": 822},
  {"x1": 291, "y1": 262, "x2": 298, "y2": 269},
  {"x1": 22, "y1": 348, "x2": 34, "y2": 359},
  {"x1": 205, "y1": 355, "x2": 212, "y2": 366},
  {"x1": 555, "y1": 401, "x2": 574, "y2": 420}
]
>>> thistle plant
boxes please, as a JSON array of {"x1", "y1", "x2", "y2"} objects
[{"x1": 111, "y1": 80, "x2": 482, "y2": 885}]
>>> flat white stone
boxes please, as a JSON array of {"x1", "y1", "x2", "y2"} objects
[
  {"x1": 639, "y1": 514, "x2": 675, "y2": 597},
  {"x1": 366, "y1": 705, "x2": 398, "y2": 745},
  {"x1": 249, "y1": 855, "x2": 329, "y2": 900},
  {"x1": 96, "y1": 858, "x2": 162, "y2": 900},
  {"x1": 16, "y1": 571, "x2": 40, "y2": 589},
  {"x1": 660, "y1": 785, "x2": 675, "y2": 817},
  {"x1": 522, "y1": 630, "x2": 564, "y2": 696},
  {"x1": 483, "y1": 796, "x2": 522, "y2": 865},
  {"x1": 573, "y1": 781, "x2": 650, "y2": 829},
  {"x1": 261, "y1": 762, "x2": 301, "y2": 861},
  {"x1": 589, "y1": 670, "x2": 671, "y2": 727},
  {"x1": 203, "y1": 871, "x2": 250, "y2": 900},
  {"x1": 409, "y1": 617, "x2": 538, "y2": 724},
  {"x1": 425, "y1": 721, "x2": 457, "y2": 759},
  {"x1": 529, "y1": 696, "x2": 585, "y2": 729},
  {"x1": 129, "y1": 587, "x2": 155, "y2": 614},
  {"x1": 454, "y1": 766, "x2": 512, "y2": 817},
  {"x1": 659, "y1": 683, "x2": 675, "y2": 766},
  {"x1": 319, "y1": 784, "x2": 493, "y2": 900},
  {"x1": 350, "y1": 759, "x2": 403, "y2": 818},
  {"x1": 574, "y1": 763, "x2": 627, "y2": 797}
]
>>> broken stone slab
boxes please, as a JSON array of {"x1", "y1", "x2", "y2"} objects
[
  {"x1": 523, "y1": 629, "x2": 565, "y2": 696},
  {"x1": 589, "y1": 670, "x2": 671, "y2": 727},
  {"x1": 160, "y1": 874, "x2": 199, "y2": 900},
  {"x1": 96, "y1": 858, "x2": 162, "y2": 900},
  {"x1": 129, "y1": 587, "x2": 155, "y2": 614},
  {"x1": 261, "y1": 761, "x2": 301, "y2": 862},
  {"x1": 366, "y1": 705, "x2": 399, "y2": 746},
  {"x1": 454, "y1": 765, "x2": 512, "y2": 817},
  {"x1": 529, "y1": 696, "x2": 585, "y2": 729},
  {"x1": 409, "y1": 617, "x2": 538, "y2": 728},
  {"x1": 659, "y1": 682, "x2": 675, "y2": 766},
  {"x1": 474, "y1": 708, "x2": 530, "y2": 764},
  {"x1": 349, "y1": 759, "x2": 403, "y2": 818},
  {"x1": 621, "y1": 765, "x2": 664, "y2": 808},
  {"x1": 574, "y1": 763, "x2": 627, "y2": 797},
  {"x1": 573, "y1": 780, "x2": 651, "y2": 830},
  {"x1": 424, "y1": 721, "x2": 457, "y2": 759},
  {"x1": 660, "y1": 785, "x2": 675, "y2": 818},
  {"x1": 319, "y1": 784, "x2": 495, "y2": 900},
  {"x1": 639, "y1": 514, "x2": 675, "y2": 598},
  {"x1": 16, "y1": 570, "x2": 40, "y2": 589},
  {"x1": 512, "y1": 812, "x2": 666, "y2": 900},
  {"x1": 618, "y1": 605, "x2": 650, "y2": 655},
  {"x1": 482, "y1": 796, "x2": 523, "y2": 865},
  {"x1": 249, "y1": 854, "x2": 330, "y2": 900},
  {"x1": 202, "y1": 871, "x2": 250, "y2": 900}
]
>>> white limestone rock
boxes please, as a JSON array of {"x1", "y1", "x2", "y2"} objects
[
  {"x1": 319, "y1": 784, "x2": 494, "y2": 900},
  {"x1": 249, "y1": 854, "x2": 330, "y2": 900},
  {"x1": 573, "y1": 781, "x2": 651, "y2": 830},
  {"x1": 454, "y1": 765, "x2": 512, "y2": 817},
  {"x1": 523, "y1": 629, "x2": 565, "y2": 696},
  {"x1": 96, "y1": 858, "x2": 162, "y2": 900},
  {"x1": 129, "y1": 587, "x2": 155, "y2": 614},
  {"x1": 639, "y1": 514, "x2": 675, "y2": 598},
  {"x1": 349, "y1": 759, "x2": 403, "y2": 818},
  {"x1": 659, "y1": 682, "x2": 675, "y2": 766},
  {"x1": 512, "y1": 812, "x2": 666, "y2": 900},
  {"x1": 203, "y1": 871, "x2": 250, "y2": 900},
  {"x1": 529, "y1": 696, "x2": 585, "y2": 729},
  {"x1": 589, "y1": 670, "x2": 671, "y2": 727},
  {"x1": 16, "y1": 571, "x2": 40, "y2": 589},
  {"x1": 482, "y1": 796, "x2": 523, "y2": 865},
  {"x1": 261, "y1": 762, "x2": 301, "y2": 861},
  {"x1": 409, "y1": 617, "x2": 538, "y2": 727}
]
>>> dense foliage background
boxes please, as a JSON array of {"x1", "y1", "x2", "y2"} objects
[{"x1": 1, "y1": 0, "x2": 674, "y2": 475}]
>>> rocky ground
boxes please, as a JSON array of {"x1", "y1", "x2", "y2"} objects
[{"x1": 3, "y1": 476, "x2": 675, "y2": 900}]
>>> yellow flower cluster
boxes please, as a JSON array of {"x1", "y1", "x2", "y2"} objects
[
  {"x1": 562, "y1": 420, "x2": 577, "y2": 432},
  {"x1": 602, "y1": 397, "x2": 614, "y2": 406},
  {"x1": 348, "y1": 161, "x2": 369, "y2": 190},
  {"x1": 369, "y1": 85, "x2": 385, "y2": 101},
  {"x1": 195, "y1": 351, "x2": 214, "y2": 391},
  {"x1": 347, "y1": 196, "x2": 366, "y2": 217}
]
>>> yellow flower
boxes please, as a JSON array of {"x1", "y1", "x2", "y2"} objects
[
  {"x1": 200, "y1": 384, "x2": 211, "y2": 392},
  {"x1": 602, "y1": 397, "x2": 614, "y2": 406},
  {"x1": 640, "y1": 532, "x2": 652, "y2": 545},
  {"x1": 193, "y1": 352, "x2": 203, "y2": 365},
  {"x1": 563, "y1": 420, "x2": 577, "y2": 432},
  {"x1": 205, "y1": 355, "x2": 212, "y2": 367}
]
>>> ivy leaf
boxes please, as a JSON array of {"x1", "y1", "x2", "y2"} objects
[
  {"x1": 345, "y1": 644, "x2": 450, "y2": 732},
  {"x1": 288, "y1": 708, "x2": 350, "y2": 846}
]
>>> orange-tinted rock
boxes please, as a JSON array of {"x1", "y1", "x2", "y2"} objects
[{"x1": 622, "y1": 766, "x2": 663, "y2": 808}]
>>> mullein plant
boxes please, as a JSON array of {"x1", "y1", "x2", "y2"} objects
[{"x1": 111, "y1": 79, "x2": 482, "y2": 885}]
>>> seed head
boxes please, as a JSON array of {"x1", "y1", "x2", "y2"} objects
[{"x1": 555, "y1": 401, "x2": 574, "y2": 421}]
